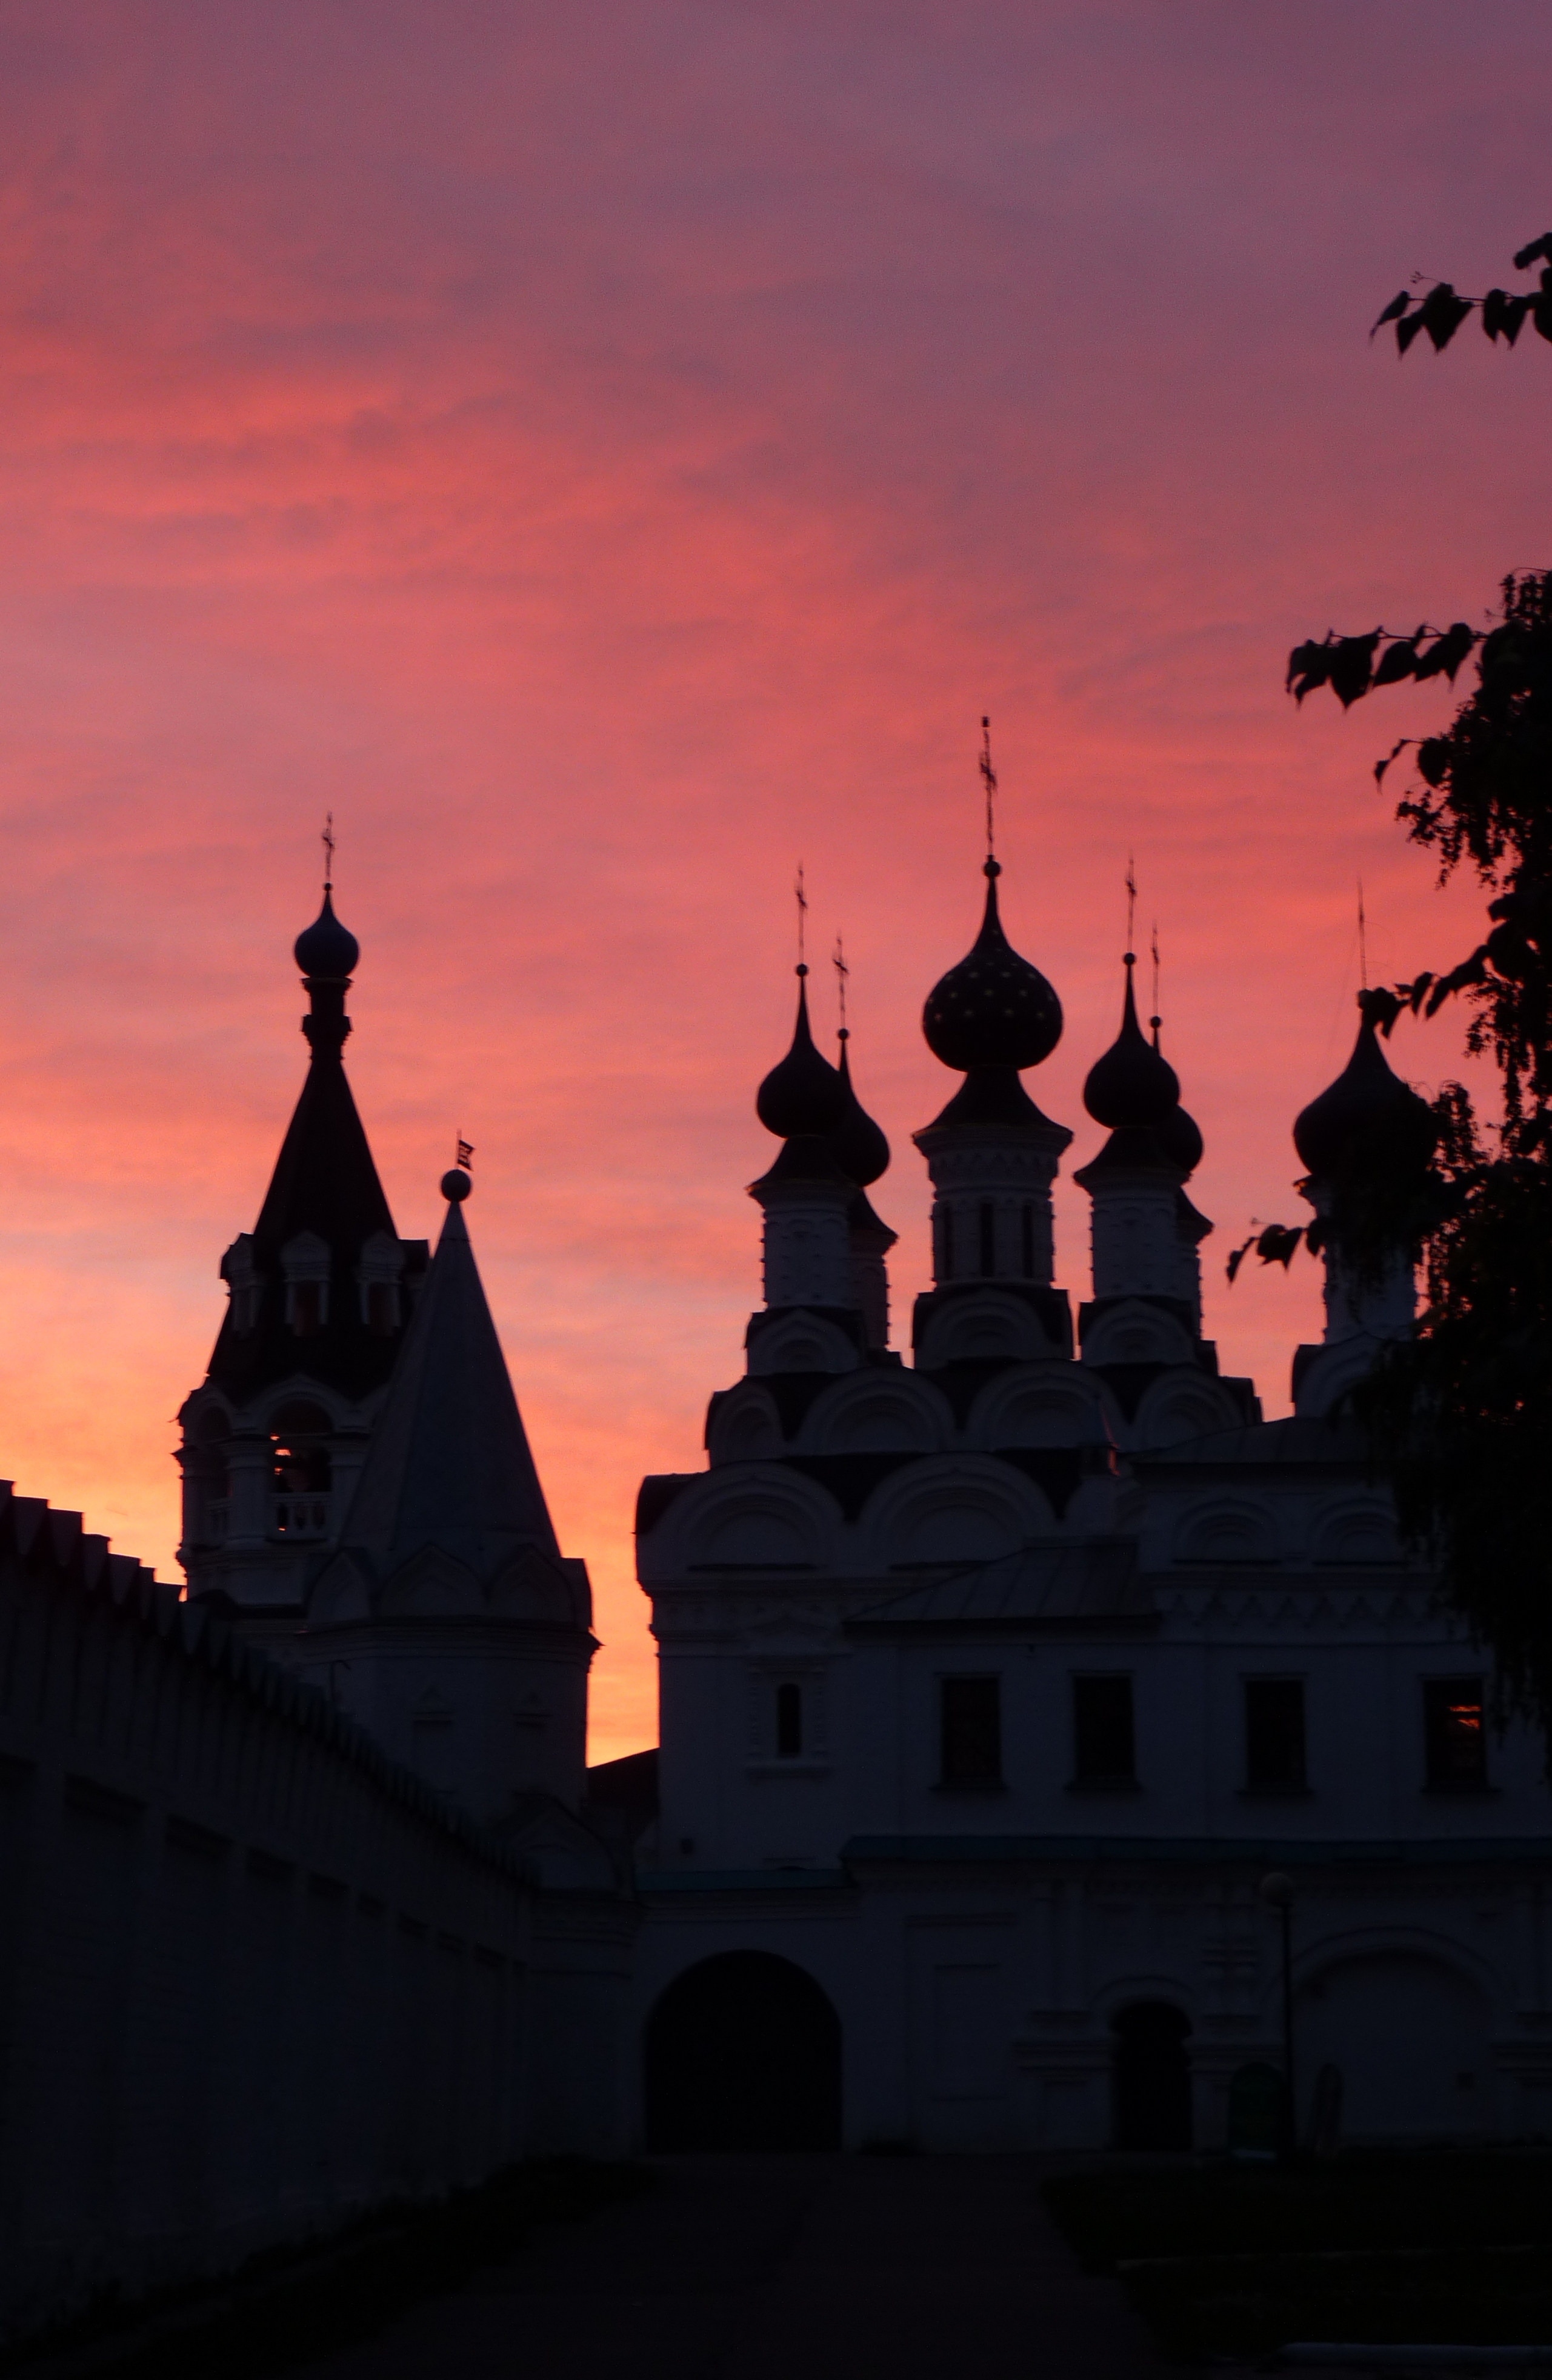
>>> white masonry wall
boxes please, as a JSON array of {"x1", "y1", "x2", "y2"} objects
[{"x1": 0, "y1": 1492, "x2": 621, "y2": 2347}]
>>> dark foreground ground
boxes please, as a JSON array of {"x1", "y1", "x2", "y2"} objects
[{"x1": 302, "y1": 2154, "x2": 1168, "y2": 2380}]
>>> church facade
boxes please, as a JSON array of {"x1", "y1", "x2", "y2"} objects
[{"x1": 629, "y1": 847, "x2": 1552, "y2": 2155}]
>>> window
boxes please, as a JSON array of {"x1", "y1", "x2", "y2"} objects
[
  {"x1": 776, "y1": 1682, "x2": 803, "y2": 1759},
  {"x1": 290, "y1": 1281, "x2": 323, "y2": 1337},
  {"x1": 367, "y1": 1280, "x2": 399, "y2": 1335},
  {"x1": 1073, "y1": 1675, "x2": 1135, "y2": 1785},
  {"x1": 1244, "y1": 1679, "x2": 1306, "y2": 1790},
  {"x1": 939, "y1": 1207, "x2": 955, "y2": 1282},
  {"x1": 940, "y1": 1676, "x2": 1002, "y2": 1787},
  {"x1": 1424, "y1": 1677, "x2": 1487, "y2": 1789},
  {"x1": 979, "y1": 1201, "x2": 996, "y2": 1278},
  {"x1": 1021, "y1": 1203, "x2": 1035, "y2": 1279}
]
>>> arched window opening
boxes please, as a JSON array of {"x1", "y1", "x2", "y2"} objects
[
  {"x1": 1112, "y1": 2001, "x2": 1192, "y2": 2151},
  {"x1": 1021, "y1": 1202, "x2": 1035, "y2": 1279},
  {"x1": 367, "y1": 1280, "x2": 399, "y2": 1335},
  {"x1": 938, "y1": 1206, "x2": 955, "y2": 1282},
  {"x1": 979, "y1": 1201, "x2": 996, "y2": 1278},
  {"x1": 644, "y1": 1953, "x2": 842, "y2": 2150},
  {"x1": 776, "y1": 1682, "x2": 803, "y2": 1758},
  {"x1": 268, "y1": 1399, "x2": 332, "y2": 1535}
]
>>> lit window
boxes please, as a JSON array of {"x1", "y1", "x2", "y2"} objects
[{"x1": 1424, "y1": 1677, "x2": 1487, "y2": 1788}]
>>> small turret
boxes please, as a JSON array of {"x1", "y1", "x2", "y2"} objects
[
  {"x1": 1291, "y1": 991, "x2": 1438, "y2": 1416},
  {"x1": 1074, "y1": 952, "x2": 1211, "y2": 1328},
  {"x1": 828, "y1": 1022, "x2": 897, "y2": 1353},
  {"x1": 910, "y1": 728, "x2": 1076, "y2": 1375},
  {"x1": 741, "y1": 945, "x2": 877, "y2": 1380}
]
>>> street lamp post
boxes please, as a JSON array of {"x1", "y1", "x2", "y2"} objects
[{"x1": 1259, "y1": 1870, "x2": 1295, "y2": 2162}]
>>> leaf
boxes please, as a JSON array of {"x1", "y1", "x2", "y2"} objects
[
  {"x1": 1512, "y1": 233, "x2": 1552, "y2": 270},
  {"x1": 1363, "y1": 985, "x2": 1405, "y2": 1037},
  {"x1": 1482, "y1": 288, "x2": 1532, "y2": 345},
  {"x1": 1413, "y1": 622, "x2": 1477, "y2": 684},
  {"x1": 1533, "y1": 290, "x2": 1552, "y2": 344},
  {"x1": 1371, "y1": 290, "x2": 1413, "y2": 336},
  {"x1": 1226, "y1": 1238, "x2": 1252, "y2": 1285},
  {"x1": 1372, "y1": 640, "x2": 1419, "y2": 686},
  {"x1": 1417, "y1": 736, "x2": 1450, "y2": 788},
  {"x1": 1256, "y1": 1224, "x2": 1305, "y2": 1270},
  {"x1": 1374, "y1": 736, "x2": 1412, "y2": 788},
  {"x1": 1328, "y1": 632, "x2": 1382, "y2": 708},
  {"x1": 1397, "y1": 312, "x2": 1428, "y2": 355},
  {"x1": 1286, "y1": 637, "x2": 1330, "y2": 699},
  {"x1": 1419, "y1": 282, "x2": 1473, "y2": 350}
]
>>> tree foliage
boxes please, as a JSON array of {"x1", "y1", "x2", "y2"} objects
[
  {"x1": 1286, "y1": 568, "x2": 1552, "y2": 1728},
  {"x1": 1372, "y1": 231, "x2": 1552, "y2": 355}
]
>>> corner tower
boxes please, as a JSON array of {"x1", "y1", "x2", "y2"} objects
[{"x1": 177, "y1": 879, "x2": 429, "y2": 1654}]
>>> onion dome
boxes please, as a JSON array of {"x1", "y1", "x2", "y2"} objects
[
  {"x1": 827, "y1": 1035, "x2": 889, "y2": 1186},
  {"x1": 923, "y1": 859, "x2": 1062, "y2": 1073},
  {"x1": 1157, "y1": 1101, "x2": 1204, "y2": 1175},
  {"x1": 294, "y1": 888, "x2": 359, "y2": 981},
  {"x1": 1293, "y1": 992, "x2": 1438, "y2": 1183},
  {"x1": 756, "y1": 968, "x2": 845, "y2": 1139},
  {"x1": 1083, "y1": 957, "x2": 1179, "y2": 1128}
]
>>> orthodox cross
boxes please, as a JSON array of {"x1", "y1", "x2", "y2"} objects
[
  {"x1": 1357, "y1": 879, "x2": 1368, "y2": 991},
  {"x1": 1125, "y1": 855, "x2": 1137, "y2": 963},
  {"x1": 795, "y1": 862, "x2": 808, "y2": 973},
  {"x1": 1150, "y1": 921, "x2": 1162, "y2": 1040},
  {"x1": 322, "y1": 812, "x2": 336, "y2": 893},
  {"x1": 833, "y1": 933, "x2": 850, "y2": 1041},
  {"x1": 979, "y1": 716, "x2": 997, "y2": 858},
  {"x1": 456, "y1": 1136, "x2": 474, "y2": 1171}
]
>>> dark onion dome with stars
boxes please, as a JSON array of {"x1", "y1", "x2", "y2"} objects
[
  {"x1": 205, "y1": 881, "x2": 428, "y2": 1403},
  {"x1": 756, "y1": 967, "x2": 846, "y2": 1139},
  {"x1": 1293, "y1": 989, "x2": 1439, "y2": 1190},
  {"x1": 827, "y1": 1033, "x2": 890, "y2": 1188},
  {"x1": 922, "y1": 858, "x2": 1063, "y2": 1074}
]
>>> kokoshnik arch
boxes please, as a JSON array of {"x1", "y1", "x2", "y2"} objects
[{"x1": 4, "y1": 798, "x2": 1552, "y2": 2332}]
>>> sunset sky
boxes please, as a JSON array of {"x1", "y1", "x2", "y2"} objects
[{"x1": 1, "y1": 2, "x2": 1547, "y2": 1756}]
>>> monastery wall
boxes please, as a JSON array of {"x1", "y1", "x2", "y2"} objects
[{"x1": 0, "y1": 1485, "x2": 623, "y2": 2345}]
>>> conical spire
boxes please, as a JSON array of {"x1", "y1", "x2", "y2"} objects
[
  {"x1": 207, "y1": 875, "x2": 408, "y2": 1401},
  {"x1": 336, "y1": 1175, "x2": 561, "y2": 1585}
]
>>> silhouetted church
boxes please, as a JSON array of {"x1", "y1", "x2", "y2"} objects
[{"x1": 5, "y1": 823, "x2": 1551, "y2": 2333}]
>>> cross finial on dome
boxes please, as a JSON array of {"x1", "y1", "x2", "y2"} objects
[
  {"x1": 980, "y1": 716, "x2": 997, "y2": 863},
  {"x1": 833, "y1": 932, "x2": 849, "y2": 1039},
  {"x1": 794, "y1": 861, "x2": 808, "y2": 975},
  {"x1": 322, "y1": 810, "x2": 336, "y2": 894}
]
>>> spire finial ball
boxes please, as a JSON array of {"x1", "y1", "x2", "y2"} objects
[{"x1": 441, "y1": 1167, "x2": 472, "y2": 1202}]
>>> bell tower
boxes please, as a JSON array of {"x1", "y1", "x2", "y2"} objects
[{"x1": 176, "y1": 874, "x2": 428, "y2": 1658}]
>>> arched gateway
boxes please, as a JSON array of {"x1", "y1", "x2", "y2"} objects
[{"x1": 644, "y1": 1952, "x2": 842, "y2": 2150}]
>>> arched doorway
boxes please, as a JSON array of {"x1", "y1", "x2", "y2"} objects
[
  {"x1": 1113, "y1": 2001, "x2": 1192, "y2": 2150},
  {"x1": 644, "y1": 1952, "x2": 842, "y2": 2150}
]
